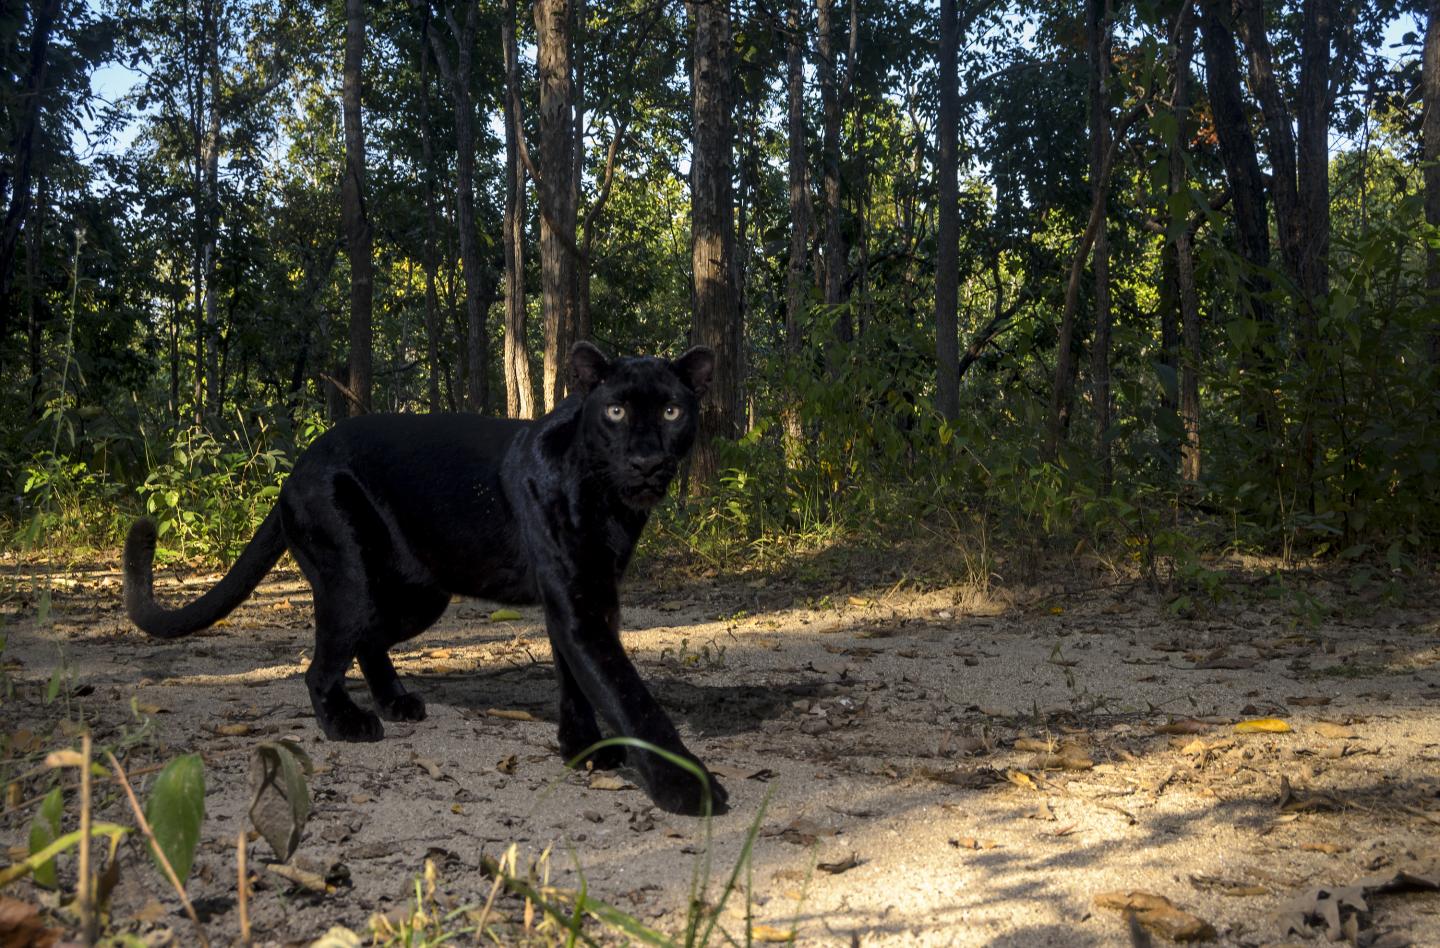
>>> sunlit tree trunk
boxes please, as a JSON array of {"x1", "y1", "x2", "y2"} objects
[
  {"x1": 784, "y1": 0, "x2": 808, "y2": 445},
  {"x1": 342, "y1": 0, "x2": 372, "y2": 416},
  {"x1": 535, "y1": 0, "x2": 578, "y2": 411},
  {"x1": 201, "y1": 0, "x2": 222, "y2": 420},
  {"x1": 687, "y1": 0, "x2": 740, "y2": 488},
  {"x1": 503, "y1": 0, "x2": 537, "y2": 418},
  {"x1": 934, "y1": 0, "x2": 959, "y2": 421}
]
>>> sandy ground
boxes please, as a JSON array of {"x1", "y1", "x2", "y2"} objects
[{"x1": 2, "y1": 554, "x2": 1439, "y2": 946}]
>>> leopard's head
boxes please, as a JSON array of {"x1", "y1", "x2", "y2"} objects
[{"x1": 570, "y1": 342, "x2": 715, "y2": 509}]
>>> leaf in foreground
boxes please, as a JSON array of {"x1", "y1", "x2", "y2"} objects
[
  {"x1": 27, "y1": 788, "x2": 64, "y2": 889},
  {"x1": 249, "y1": 740, "x2": 313, "y2": 862},
  {"x1": 1093, "y1": 890, "x2": 1216, "y2": 942},
  {"x1": 144, "y1": 753, "x2": 205, "y2": 885},
  {"x1": 1235, "y1": 718, "x2": 1291, "y2": 734}
]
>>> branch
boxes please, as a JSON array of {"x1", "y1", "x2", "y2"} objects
[{"x1": 320, "y1": 372, "x2": 366, "y2": 413}]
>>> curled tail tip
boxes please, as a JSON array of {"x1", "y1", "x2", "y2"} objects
[
  {"x1": 123, "y1": 518, "x2": 158, "y2": 623},
  {"x1": 125, "y1": 518, "x2": 157, "y2": 560}
]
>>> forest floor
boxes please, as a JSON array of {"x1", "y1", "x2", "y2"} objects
[{"x1": 2, "y1": 545, "x2": 1439, "y2": 946}]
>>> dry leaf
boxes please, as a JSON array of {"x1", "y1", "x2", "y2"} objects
[
  {"x1": 1276, "y1": 776, "x2": 1344, "y2": 813},
  {"x1": 486, "y1": 708, "x2": 535, "y2": 721},
  {"x1": 1312, "y1": 722, "x2": 1355, "y2": 740},
  {"x1": 269, "y1": 862, "x2": 335, "y2": 894},
  {"x1": 495, "y1": 755, "x2": 517, "y2": 775},
  {"x1": 215, "y1": 723, "x2": 252, "y2": 737},
  {"x1": 1005, "y1": 770, "x2": 1039, "y2": 790},
  {"x1": 1156, "y1": 719, "x2": 1210, "y2": 735},
  {"x1": 750, "y1": 924, "x2": 795, "y2": 943},
  {"x1": 1014, "y1": 737, "x2": 1053, "y2": 753},
  {"x1": 1287, "y1": 695, "x2": 1331, "y2": 706},
  {"x1": 588, "y1": 773, "x2": 633, "y2": 791},
  {"x1": 817, "y1": 853, "x2": 861, "y2": 874},
  {"x1": 1300, "y1": 842, "x2": 1349, "y2": 854},
  {"x1": 1094, "y1": 891, "x2": 1216, "y2": 942},
  {"x1": 0, "y1": 897, "x2": 59, "y2": 948},
  {"x1": 411, "y1": 755, "x2": 444, "y2": 780},
  {"x1": 1035, "y1": 752, "x2": 1093, "y2": 771},
  {"x1": 764, "y1": 817, "x2": 838, "y2": 846},
  {"x1": 1236, "y1": 718, "x2": 1291, "y2": 733}
]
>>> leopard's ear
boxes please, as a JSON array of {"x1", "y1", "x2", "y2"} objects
[
  {"x1": 569, "y1": 341, "x2": 610, "y2": 394},
  {"x1": 672, "y1": 346, "x2": 715, "y2": 398}
]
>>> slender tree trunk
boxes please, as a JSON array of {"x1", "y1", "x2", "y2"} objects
[
  {"x1": 1426, "y1": 0, "x2": 1440, "y2": 366},
  {"x1": 783, "y1": 0, "x2": 808, "y2": 446},
  {"x1": 201, "y1": 2, "x2": 223, "y2": 419},
  {"x1": 418, "y1": 23, "x2": 443, "y2": 414},
  {"x1": 342, "y1": 0, "x2": 373, "y2": 416},
  {"x1": 1088, "y1": 0, "x2": 1114, "y2": 490},
  {"x1": 503, "y1": 0, "x2": 537, "y2": 418},
  {"x1": 816, "y1": 0, "x2": 847, "y2": 342},
  {"x1": 535, "y1": 0, "x2": 578, "y2": 410},
  {"x1": 0, "y1": 0, "x2": 63, "y2": 361},
  {"x1": 934, "y1": 0, "x2": 960, "y2": 421},
  {"x1": 24, "y1": 177, "x2": 45, "y2": 415},
  {"x1": 687, "y1": 0, "x2": 740, "y2": 488},
  {"x1": 1167, "y1": 7, "x2": 1202, "y2": 485},
  {"x1": 571, "y1": 0, "x2": 591, "y2": 344}
]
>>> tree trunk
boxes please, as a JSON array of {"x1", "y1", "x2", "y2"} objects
[
  {"x1": 816, "y1": 0, "x2": 847, "y2": 341},
  {"x1": 535, "y1": 0, "x2": 578, "y2": 411},
  {"x1": 1198, "y1": 0, "x2": 1277, "y2": 449},
  {"x1": 1427, "y1": 0, "x2": 1440, "y2": 365},
  {"x1": 201, "y1": 1, "x2": 223, "y2": 420},
  {"x1": 0, "y1": 0, "x2": 63, "y2": 362},
  {"x1": 418, "y1": 21, "x2": 443, "y2": 414},
  {"x1": 1167, "y1": 6, "x2": 1202, "y2": 485},
  {"x1": 783, "y1": 0, "x2": 808, "y2": 446},
  {"x1": 934, "y1": 0, "x2": 960, "y2": 421},
  {"x1": 503, "y1": 0, "x2": 537, "y2": 418},
  {"x1": 1088, "y1": 0, "x2": 1114, "y2": 490},
  {"x1": 687, "y1": 0, "x2": 740, "y2": 489},
  {"x1": 342, "y1": 0, "x2": 373, "y2": 416}
]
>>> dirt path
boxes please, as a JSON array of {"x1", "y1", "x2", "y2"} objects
[{"x1": 3, "y1": 559, "x2": 1439, "y2": 945}]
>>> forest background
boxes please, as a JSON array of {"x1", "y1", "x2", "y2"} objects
[{"x1": 3, "y1": 0, "x2": 1439, "y2": 584}]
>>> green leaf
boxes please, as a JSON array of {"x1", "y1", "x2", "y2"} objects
[
  {"x1": 489, "y1": 608, "x2": 523, "y2": 622},
  {"x1": 28, "y1": 787, "x2": 65, "y2": 888},
  {"x1": 249, "y1": 740, "x2": 313, "y2": 862},
  {"x1": 144, "y1": 754, "x2": 205, "y2": 885},
  {"x1": 0, "y1": 823, "x2": 129, "y2": 888}
]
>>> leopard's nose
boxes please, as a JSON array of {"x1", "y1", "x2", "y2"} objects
[{"x1": 629, "y1": 454, "x2": 667, "y2": 477}]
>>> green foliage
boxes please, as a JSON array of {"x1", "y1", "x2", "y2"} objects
[
  {"x1": 27, "y1": 787, "x2": 65, "y2": 889},
  {"x1": 248, "y1": 739, "x2": 314, "y2": 863},
  {"x1": 143, "y1": 753, "x2": 205, "y2": 886}
]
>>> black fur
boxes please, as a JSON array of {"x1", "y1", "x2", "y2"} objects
[{"x1": 124, "y1": 343, "x2": 726, "y2": 815}]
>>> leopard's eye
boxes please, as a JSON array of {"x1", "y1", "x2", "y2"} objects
[
  {"x1": 662, "y1": 405, "x2": 683, "y2": 422},
  {"x1": 605, "y1": 404, "x2": 626, "y2": 422}
]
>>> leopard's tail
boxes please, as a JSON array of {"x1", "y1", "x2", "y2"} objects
[{"x1": 123, "y1": 507, "x2": 286, "y2": 639}]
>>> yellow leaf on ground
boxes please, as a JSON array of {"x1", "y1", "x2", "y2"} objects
[
  {"x1": 1236, "y1": 718, "x2": 1291, "y2": 734},
  {"x1": 489, "y1": 609, "x2": 523, "y2": 622},
  {"x1": 750, "y1": 924, "x2": 796, "y2": 943},
  {"x1": 486, "y1": 708, "x2": 535, "y2": 721}
]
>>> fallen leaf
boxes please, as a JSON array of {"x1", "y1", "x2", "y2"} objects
[
  {"x1": 215, "y1": 723, "x2": 252, "y2": 737},
  {"x1": 1035, "y1": 752, "x2": 1093, "y2": 771},
  {"x1": 1014, "y1": 737, "x2": 1053, "y2": 753},
  {"x1": 749, "y1": 924, "x2": 795, "y2": 943},
  {"x1": 269, "y1": 862, "x2": 335, "y2": 894},
  {"x1": 817, "y1": 853, "x2": 861, "y2": 874},
  {"x1": 1287, "y1": 695, "x2": 1331, "y2": 707},
  {"x1": 1236, "y1": 718, "x2": 1291, "y2": 734},
  {"x1": 847, "y1": 596, "x2": 875, "y2": 607},
  {"x1": 588, "y1": 773, "x2": 633, "y2": 791},
  {"x1": 495, "y1": 755, "x2": 517, "y2": 775},
  {"x1": 0, "y1": 896, "x2": 59, "y2": 947},
  {"x1": 249, "y1": 740, "x2": 314, "y2": 862},
  {"x1": 486, "y1": 708, "x2": 535, "y2": 721},
  {"x1": 412, "y1": 755, "x2": 444, "y2": 780},
  {"x1": 763, "y1": 817, "x2": 838, "y2": 846},
  {"x1": 1300, "y1": 842, "x2": 1350, "y2": 854},
  {"x1": 1276, "y1": 776, "x2": 1344, "y2": 813},
  {"x1": 489, "y1": 609, "x2": 523, "y2": 622},
  {"x1": 1094, "y1": 891, "x2": 1217, "y2": 942},
  {"x1": 1156, "y1": 719, "x2": 1210, "y2": 735},
  {"x1": 1277, "y1": 871, "x2": 1439, "y2": 941},
  {"x1": 1312, "y1": 722, "x2": 1355, "y2": 740},
  {"x1": 1005, "y1": 770, "x2": 1039, "y2": 790}
]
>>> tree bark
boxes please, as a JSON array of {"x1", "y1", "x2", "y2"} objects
[
  {"x1": 816, "y1": 0, "x2": 847, "y2": 341},
  {"x1": 1427, "y1": 0, "x2": 1440, "y2": 365},
  {"x1": 0, "y1": 0, "x2": 63, "y2": 362},
  {"x1": 417, "y1": 19, "x2": 443, "y2": 414},
  {"x1": 535, "y1": 0, "x2": 578, "y2": 411},
  {"x1": 1088, "y1": 0, "x2": 1114, "y2": 490},
  {"x1": 1166, "y1": 6, "x2": 1202, "y2": 485},
  {"x1": 201, "y1": 0, "x2": 223, "y2": 420},
  {"x1": 687, "y1": 0, "x2": 740, "y2": 489},
  {"x1": 503, "y1": 0, "x2": 537, "y2": 418},
  {"x1": 342, "y1": 0, "x2": 373, "y2": 416},
  {"x1": 784, "y1": 0, "x2": 809, "y2": 444},
  {"x1": 934, "y1": 0, "x2": 960, "y2": 421}
]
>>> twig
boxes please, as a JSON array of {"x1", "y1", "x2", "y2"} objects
[
  {"x1": 105, "y1": 751, "x2": 210, "y2": 948},
  {"x1": 318, "y1": 372, "x2": 366, "y2": 414},
  {"x1": 237, "y1": 831, "x2": 251, "y2": 946},
  {"x1": 78, "y1": 733, "x2": 94, "y2": 945}
]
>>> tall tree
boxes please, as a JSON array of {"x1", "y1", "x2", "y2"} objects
[
  {"x1": 687, "y1": 0, "x2": 740, "y2": 487},
  {"x1": 535, "y1": 0, "x2": 578, "y2": 411},
  {"x1": 784, "y1": 0, "x2": 808, "y2": 422},
  {"x1": 816, "y1": 0, "x2": 847, "y2": 341},
  {"x1": 503, "y1": 0, "x2": 536, "y2": 418},
  {"x1": 341, "y1": 0, "x2": 373, "y2": 415},
  {"x1": 424, "y1": 0, "x2": 489, "y2": 412},
  {"x1": 1166, "y1": 4, "x2": 1202, "y2": 485},
  {"x1": 934, "y1": 0, "x2": 959, "y2": 421},
  {"x1": 417, "y1": 14, "x2": 444, "y2": 414},
  {"x1": 0, "y1": 0, "x2": 65, "y2": 363},
  {"x1": 1425, "y1": 0, "x2": 1440, "y2": 365},
  {"x1": 1087, "y1": 0, "x2": 1114, "y2": 489}
]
